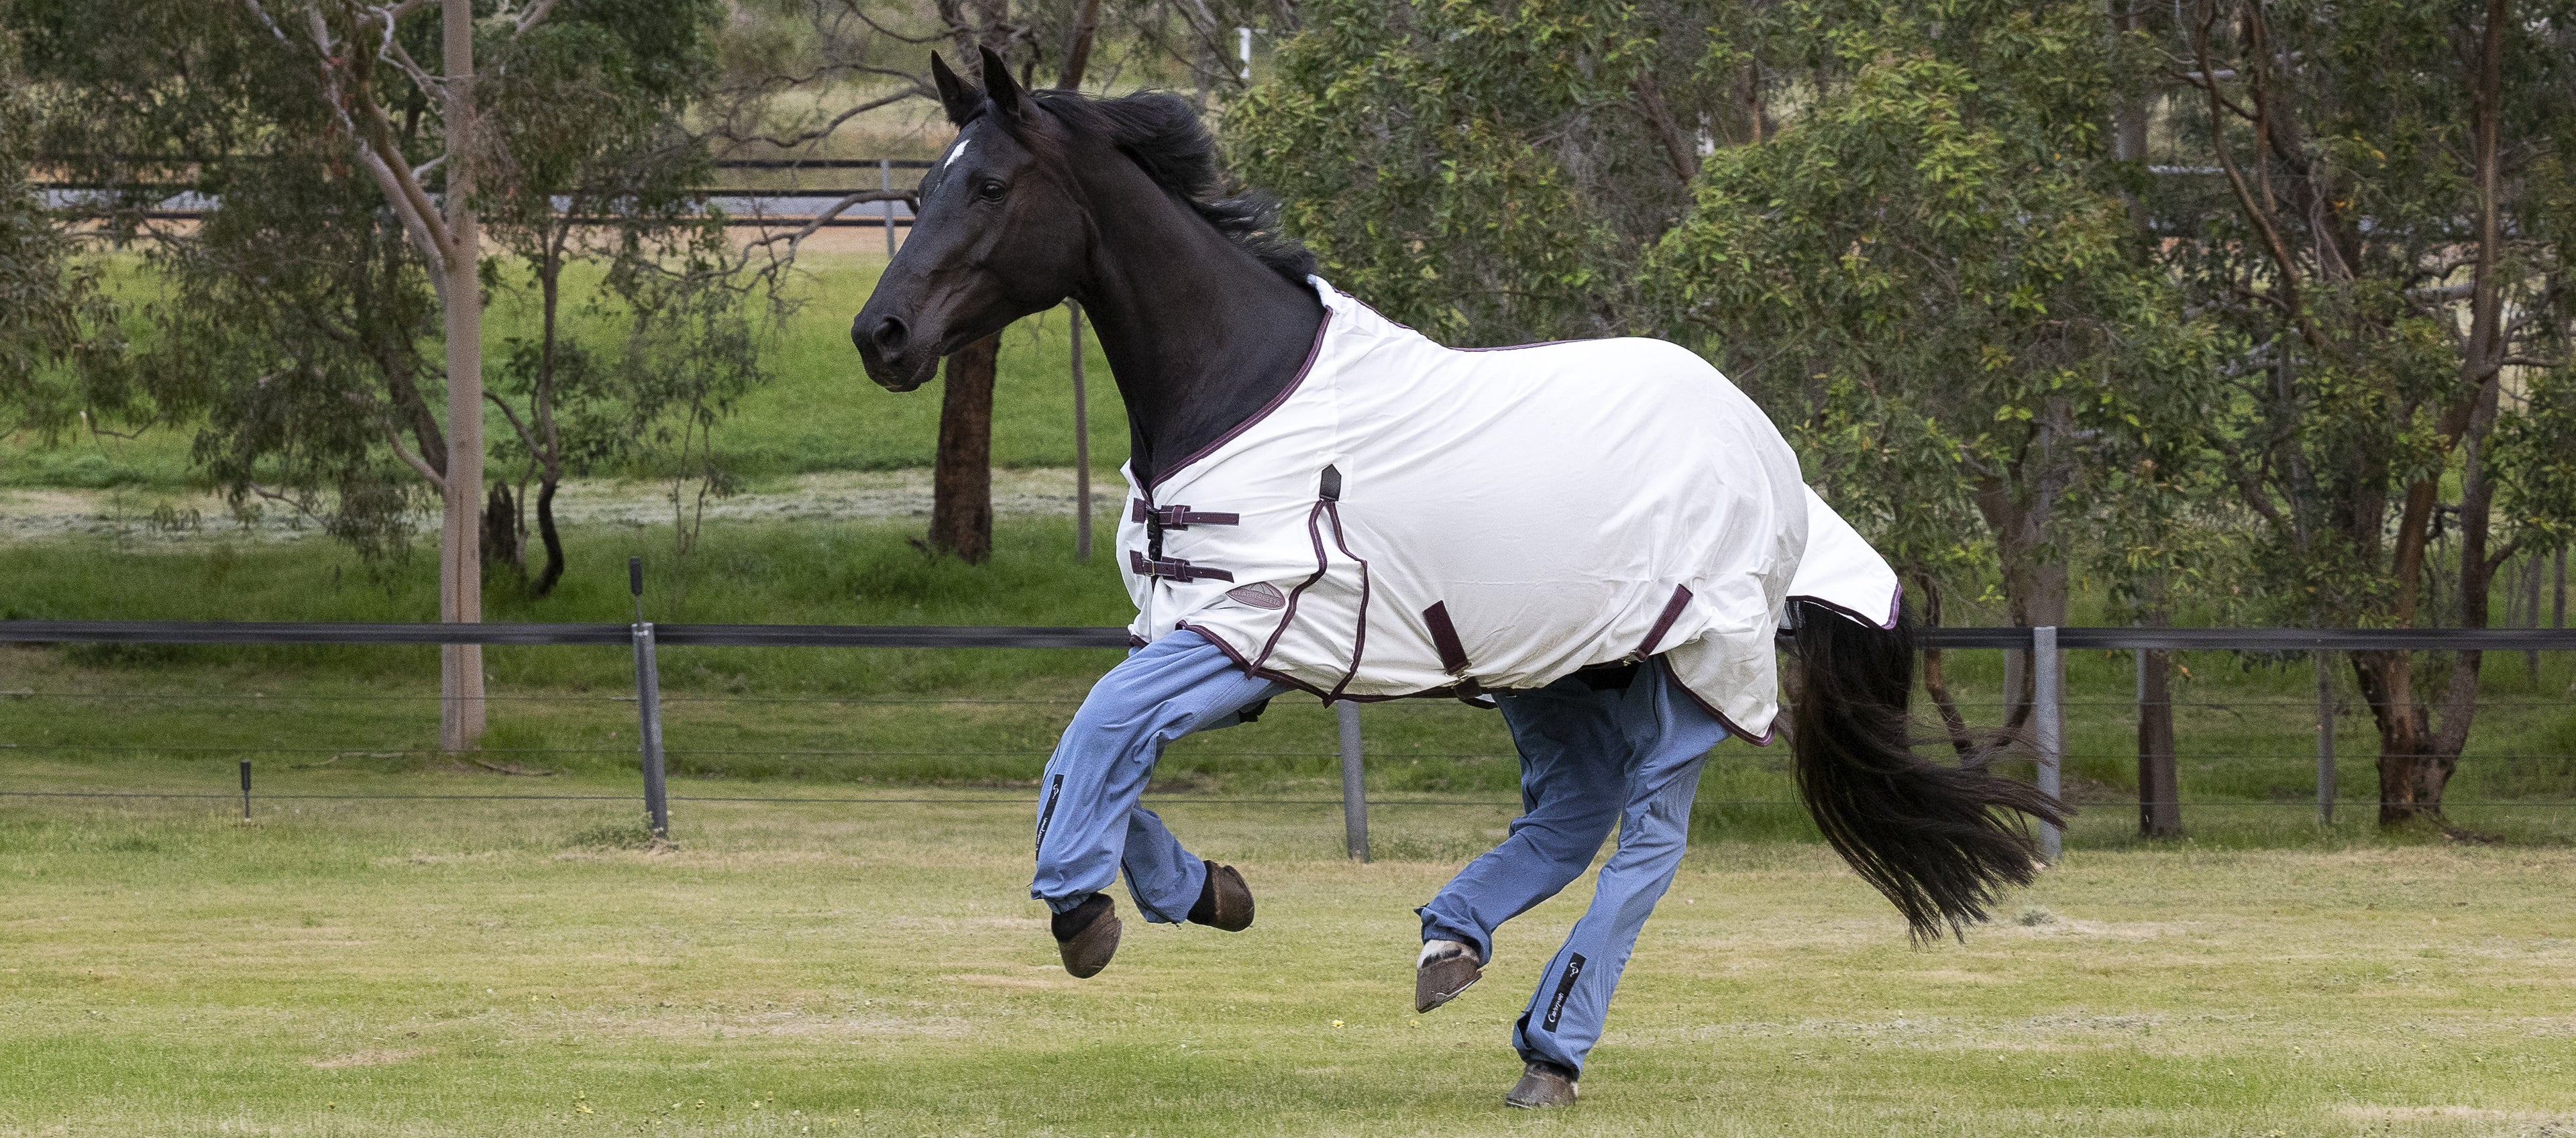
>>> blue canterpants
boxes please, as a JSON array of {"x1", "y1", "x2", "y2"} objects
[
  {"x1": 1416, "y1": 658, "x2": 1728, "y2": 1075},
  {"x1": 1030, "y1": 629, "x2": 1289, "y2": 922}
]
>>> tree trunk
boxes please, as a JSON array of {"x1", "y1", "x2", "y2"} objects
[
  {"x1": 531, "y1": 476, "x2": 566, "y2": 597},
  {"x1": 2353, "y1": 650, "x2": 2434, "y2": 824},
  {"x1": 2137, "y1": 648, "x2": 2180, "y2": 837},
  {"x1": 2359, "y1": 0, "x2": 2512, "y2": 828},
  {"x1": 2135, "y1": 570, "x2": 2180, "y2": 837},
  {"x1": 1911, "y1": 572, "x2": 1975, "y2": 757},
  {"x1": 930, "y1": 333, "x2": 999, "y2": 564},
  {"x1": 1057, "y1": 0, "x2": 1101, "y2": 89},
  {"x1": 438, "y1": 0, "x2": 485, "y2": 752},
  {"x1": 1975, "y1": 466, "x2": 2070, "y2": 734},
  {"x1": 482, "y1": 482, "x2": 521, "y2": 578}
]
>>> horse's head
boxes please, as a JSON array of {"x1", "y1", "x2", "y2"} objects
[{"x1": 853, "y1": 49, "x2": 1089, "y2": 392}]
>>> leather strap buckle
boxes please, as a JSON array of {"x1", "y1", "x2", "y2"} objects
[
  {"x1": 1128, "y1": 550, "x2": 1236, "y2": 583},
  {"x1": 1130, "y1": 500, "x2": 1240, "y2": 530}
]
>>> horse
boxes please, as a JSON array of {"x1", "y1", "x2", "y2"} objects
[{"x1": 852, "y1": 48, "x2": 2064, "y2": 1109}]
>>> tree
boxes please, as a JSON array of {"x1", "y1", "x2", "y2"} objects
[
  {"x1": 1647, "y1": 0, "x2": 2216, "y2": 727},
  {"x1": 1229, "y1": 0, "x2": 1729, "y2": 346},
  {"x1": 2149, "y1": 0, "x2": 2576, "y2": 823},
  {"x1": 17, "y1": 0, "x2": 756, "y2": 749},
  {"x1": 23, "y1": 0, "x2": 501, "y2": 745},
  {"x1": 474, "y1": 0, "x2": 740, "y2": 595},
  {"x1": 0, "y1": 34, "x2": 129, "y2": 444},
  {"x1": 1236, "y1": 0, "x2": 2214, "y2": 735}
]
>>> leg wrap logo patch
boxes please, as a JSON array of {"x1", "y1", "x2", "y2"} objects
[
  {"x1": 1034, "y1": 772, "x2": 1064, "y2": 854},
  {"x1": 1541, "y1": 952, "x2": 1587, "y2": 1031}
]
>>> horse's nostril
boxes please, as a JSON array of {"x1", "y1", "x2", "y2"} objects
[{"x1": 871, "y1": 315, "x2": 908, "y2": 355}]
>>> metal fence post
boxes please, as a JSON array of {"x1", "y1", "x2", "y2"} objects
[
  {"x1": 2033, "y1": 626, "x2": 2063, "y2": 863},
  {"x1": 630, "y1": 558, "x2": 669, "y2": 839},
  {"x1": 879, "y1": 158, "x2": 895, "y2": 258},
  {"x1": 239, "y1": 759, "x2": 251, "y2": 821},
  {"x1": 1336, "y1": 701, "x2": 1369, "y2": 862},
  {"x1": 1069, "y1": 299, "x2": 1091, "y2": 561},
  {"x1": 2316, "y1": 650, "x2": 2336, "y2": 827}
]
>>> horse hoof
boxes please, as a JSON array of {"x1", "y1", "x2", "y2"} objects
[
  {"x1": 1414, "y1": 939, "x2": 1481, "y2": 1013},
  {"x1": 1052, "y1": 894, "x2": 1121, "y2": 978},
  {"x1": 1188, "y1": 862, "x2": 1255, "y2": 931},
  {"x1": 1504, "y1": 1061, "x2": 1579, "y2": 1108}
]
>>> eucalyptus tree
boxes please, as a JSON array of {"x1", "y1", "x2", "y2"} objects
[
  {"x1": 473, "y1": 0, "x2": 755, "y2": 596},
  {"x1": 1228, "y1": 0, "x2": 1739, "y2": 347},
  {"x1": 1230, "y1": 0, "x2": 2213, "y2": 736},
  {"x1": 16, "y1": 0, "x2": 757, "y2": 749},
  {"x1": 0, "y1": 36, "x2": 129, "y2": 444},
  {"x1": 1644, "y1": 0, "x2": 2215, "y2": 727},
  {"x1": 2145, "y1": 0, "x2": 2576, "y2": 824}
]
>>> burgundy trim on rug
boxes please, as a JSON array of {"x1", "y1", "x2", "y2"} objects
[
  {"x1": 1635, "y1": 584, "x2": 1695, "y2": 658},
  {"x1": 1319, "y1": 500, "x2": 1374, "y2": 699},
  {"x1": 1669, "y1": 674, "x2": 1778, "y2": 747},
  {"x1": 1175, "y1": 621, "x2": 1338, "y2": 703},
  {"x1": 1252, "y1": 500, "x2": 1335, "y2": 670},
  {"x1": 1146, "y1": 308, "x2": 1334, "y2": 494}
]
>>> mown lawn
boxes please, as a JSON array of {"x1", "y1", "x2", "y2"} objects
[
  {"x1": 0, "y1": 250, "x2": 1131, "y2": 489},
  {"x1": 1, "y1": 781, "x2": 2571, "y2": 1137},
  {"x1": 4, "y1": 517, "x2": 2572, "y2": 846}
]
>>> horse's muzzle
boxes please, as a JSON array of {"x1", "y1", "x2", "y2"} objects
[{"x1": 852, "y1": 311, "x2": 937, "y2": 392}]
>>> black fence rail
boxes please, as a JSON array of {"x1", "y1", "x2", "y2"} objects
[{"x1": 5, "y1": 619, "x2": 2572, "y2": 861}]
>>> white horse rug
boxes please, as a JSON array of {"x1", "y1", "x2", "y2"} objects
[{"x1": 1118, "y1": 279, "x2": 1898, "y2": 741}]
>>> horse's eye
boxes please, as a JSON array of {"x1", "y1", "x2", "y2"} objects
[{"x1": 977, "y1": 179, "x2": 1006, "y2": 202}]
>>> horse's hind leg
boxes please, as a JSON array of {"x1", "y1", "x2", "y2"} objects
[
  {"x1": 1414, "y1": 683, "x2": 1629, "y2": 973},
  {"x1": 1030, "y1": 629, "x2": 1284, "y2": 976},
  {"x1": 1502, "y1": 658, "x2": 1727, "y2": 1103}
]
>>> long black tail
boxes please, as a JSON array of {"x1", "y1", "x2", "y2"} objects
[{"x1": 1787, "y1": 598, "x2": 2067, "y2": 943}]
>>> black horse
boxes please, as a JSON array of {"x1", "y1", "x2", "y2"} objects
[{"x1": 855, "y1": 48, "x2": 2061, "y2": 1109}]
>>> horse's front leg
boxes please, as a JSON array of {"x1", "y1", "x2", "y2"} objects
[{"x1": 1030, "y1": 628, "x2": 1285, "y2": 976}]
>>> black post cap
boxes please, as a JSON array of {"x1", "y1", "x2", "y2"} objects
[{"x1": 629, "y1": 556, "x2": 644, "y2": 597}]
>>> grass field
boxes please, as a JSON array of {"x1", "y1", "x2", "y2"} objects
[
  {"x1": 3, "y1": 517, "x2": 2572, "y2": 847},
  {"x1": 3, "y1": 781, "x2": 2573, "y2": 1137},
  {"x1": 0, "y1": 250, "x2": 1134, "y2": 490}
]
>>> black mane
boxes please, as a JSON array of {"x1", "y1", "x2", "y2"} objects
[{"x1": 1020, "y1": 90, "x2": 1316, "y2": 287}]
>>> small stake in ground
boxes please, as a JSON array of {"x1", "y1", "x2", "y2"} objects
[
  {"x1": 239, "y1": 759, "x2": 251, "y2": 821},
  {"x1": 630, "y1": 556, "x2": 669, "y2": 839}
]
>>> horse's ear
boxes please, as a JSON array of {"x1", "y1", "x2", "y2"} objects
[
  {"x1": 930, "y1": 52, "x2": 979, "y2": 125},
  {"x1": 977, "y1": 46, "x2": 1029, "y2": 123}
]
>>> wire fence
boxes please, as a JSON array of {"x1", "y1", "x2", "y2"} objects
[{"x1": 5, "y1": 618, "x2": 2573, "y2": 858}]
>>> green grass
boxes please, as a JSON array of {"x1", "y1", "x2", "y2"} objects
[
  {"x1": 2, "y1": 517, "x2": 2571, "y2": 846},
  {"x1": 1, "y1": 784, "x2": 2572, "y2": 1135},
  {"x1": 0, "y1": 250, "x2": 1132, "y2": 490}
]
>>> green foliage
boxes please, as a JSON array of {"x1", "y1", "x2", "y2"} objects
[
  {"x1": 1642, "y1": 0, "x2": 2214, "y2": 617},
  {"x1": 2149, "y1": 0, "x2": 2576, "y2": 629},
  {"x1": 1228, "y1": 0, "x2": 1721, "y2": 344},
  {"x1": 0, "y1": 35, "x2": 131, "y2": 442},
  {"x1": 9, "y1": 0, "x2": 765, "y2": 570}
]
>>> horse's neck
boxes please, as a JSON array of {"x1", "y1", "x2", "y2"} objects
[{"x1": 1071, "y1": 183, "x2": 1323, "y2": 491}]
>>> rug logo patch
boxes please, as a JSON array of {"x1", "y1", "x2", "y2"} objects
[
  {"x1": 1541, "y1": 953, "x2": 1587, "y2": 1031},
  {"x1": 1225, "y1": 581, "x2": 1287, "y2": 609}
]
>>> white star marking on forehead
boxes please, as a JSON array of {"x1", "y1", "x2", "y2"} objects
[{"x1": 942, "y1": 136, "x2": 972, "y2": 170}]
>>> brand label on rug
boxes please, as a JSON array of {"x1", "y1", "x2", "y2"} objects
[
  {"x1": 1542, "y1": 953, "x2": 1587, "y2": 1031},
  {"x1": 1224, "y1": 581, "x2": 1287, "y2": 609}
]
